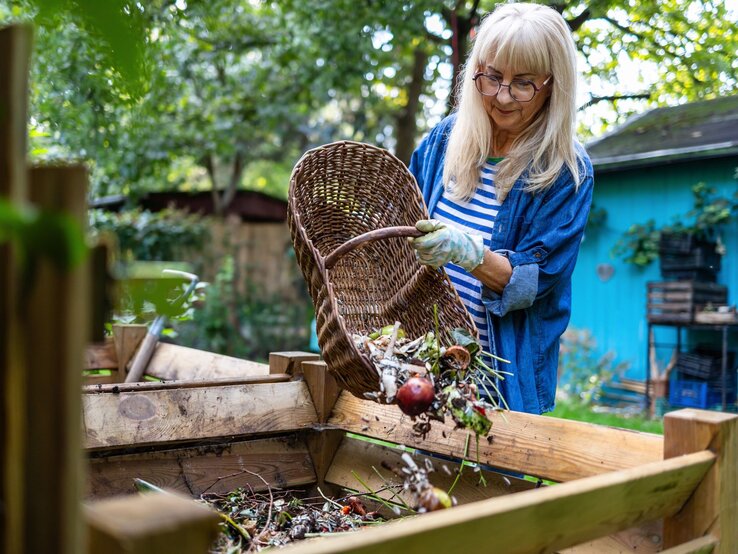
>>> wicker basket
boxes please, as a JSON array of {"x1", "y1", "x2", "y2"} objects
[{"x1": 288, "y1": 141, "x2": 477, "y2": 397}]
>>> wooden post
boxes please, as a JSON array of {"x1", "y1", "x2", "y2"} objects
[
  {"x1": 112, "y1": 323, "x2": 148, "y2": 378},
  {"x1": 23, "y1": 165, "x2": 90, "y2": 554},
  {"x1": 0, "y1": 23, "x2": 31, "y2": 554},
  {"x1": 663, "y1": 408, "x2": 737, "y2": 552},
  {"x1": 302, "y1": 360, "x2": 341, "y2": 424},
  {"x1": 268, "y1": 351, "x2": 320, "y2": 379},
  {"x1": 85, "y1": 491, "x2": 220, "y2": 554}
]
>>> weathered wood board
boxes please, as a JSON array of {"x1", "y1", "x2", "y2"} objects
[
  {"x1": 83, "y1": 381, "x2": 318, "y2": 450},
  {"x1": 88, "y1": 436, "x2": 316, "y2": 498},
  {"x1": 328, "y1": 392, "x2": 663, "y2": 482}
]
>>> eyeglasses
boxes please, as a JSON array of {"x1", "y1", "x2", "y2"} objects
[{"x1": 472, "y1": 72, "x2": 552, "y2": 102}]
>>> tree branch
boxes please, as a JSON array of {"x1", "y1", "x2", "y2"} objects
[{"x1": 578, "y1": 93, "x2": 651, "y2": 111}]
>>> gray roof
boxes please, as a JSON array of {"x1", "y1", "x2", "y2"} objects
[{"x1": 586, "y1": 95, "x2": 738, "y2": 171}]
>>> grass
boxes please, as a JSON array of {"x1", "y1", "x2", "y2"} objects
[{"x1": 547, "y1": 399, "x2": 663, "y2": 434}]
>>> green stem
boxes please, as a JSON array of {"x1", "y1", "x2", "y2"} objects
[{"x1": 447, "y1": 433, "x2": 471, "y2": 496}]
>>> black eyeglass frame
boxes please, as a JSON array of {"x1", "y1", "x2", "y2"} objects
[{"x1": 472, "y1": 72, "x2": 553, "y2": 102}]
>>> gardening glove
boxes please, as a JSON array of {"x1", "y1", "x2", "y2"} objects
[{"x1": 409, "y1": 219, "x2": 485, "y2": 272}]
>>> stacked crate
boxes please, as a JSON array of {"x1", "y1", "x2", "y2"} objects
[
  {"x1": 658, "y1": 232, "x2": 721, "y2": 282},
  {"x1": 647, "y1": 281, "x2": 728, "y2": 324},
  {"x1": 669, "y1": 349, "x2": 737, "y2": 409}
]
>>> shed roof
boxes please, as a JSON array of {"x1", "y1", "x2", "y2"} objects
[
  {"x1": 586, "y1": 95, "x2": 738, "y2": 172},
  {"x1": 90, "y1": 190, "x2": 287, "y2": 222}
]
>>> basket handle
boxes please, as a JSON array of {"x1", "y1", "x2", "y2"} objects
[{"x1": 324, "y1": 225, "x2": 424, "y2": 270}]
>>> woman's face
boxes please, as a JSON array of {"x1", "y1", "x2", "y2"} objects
[{"x1": 479, "y1": 64, "x2": 552, "y2": 136}]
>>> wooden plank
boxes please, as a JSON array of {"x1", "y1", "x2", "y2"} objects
[
  {"x1": 269, "y1": 351, "x2": 321, "y2": 378},
  {"x1": 306, "y1": 429, "x2": 345, "y2": 487},
  {"x1": 87, "y1": 436, "x2": 316, "y2": 499},
  {"x1": 660, "y1": 535, "x2": 717, "y2": 554},
  {"x1": 144, "y1": 342, "x2": 270, "y2": 381},
  {"x1": 325, "y1": 436, "x2": 536, "y2": 508},
  {"x1": 112, "y1": 323, "x2": 147, "y2": 375},
  {"x1": 83, "y1": 373, "x2": 290, "y2": 394},
  {"x1": 86, "y1": 339, "x2": 118, "y2": 370},
  {"x1": 279, "y1": 451, "x2": 714, "y2": 554},
  {"x1": 560, "y1": 520, "x2": 663, "y2": 553},
  {"x1": 663, "y1": 409, "x2": 737, "y2": 553},
  {"x1": 23, "y1": 165, "x2": 89, "y2": 554},
  {"x1": 328, "y1": 393, "x2": 664, "y2": 482},
  {"x1": 85, "y1": 491, "x2": 220, "y2": 554},
  {"x1": 0, "y1": 23, "x2": 31, "y2": 554},
  {"x1": 83, "y1": 381, "x2": 318, "y2": 450}
]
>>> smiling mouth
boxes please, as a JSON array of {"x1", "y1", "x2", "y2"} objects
[{"x1": 495, "y1": 107, "x2": 517, "y2": 115}]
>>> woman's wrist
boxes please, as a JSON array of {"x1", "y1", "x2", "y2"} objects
[{"x1": 471, "y1": 249, "x2": 513, "y2": 294}]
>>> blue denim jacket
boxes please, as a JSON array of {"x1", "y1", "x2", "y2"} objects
[{"x1": 409, "y1": 114, "x2": 594, "y2": 414}]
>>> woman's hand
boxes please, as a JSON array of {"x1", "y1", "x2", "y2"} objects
[{"x1": 408, "y1": 219, "x2": 485, "y2": 272}]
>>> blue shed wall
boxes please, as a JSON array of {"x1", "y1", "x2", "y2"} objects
[{"x1": 569, "y1": 156, "x2": 738, "y2": 381}]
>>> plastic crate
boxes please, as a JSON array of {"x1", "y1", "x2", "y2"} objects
[{"x1": 669, "y1": 377, "x2": 737, "y2": 409}]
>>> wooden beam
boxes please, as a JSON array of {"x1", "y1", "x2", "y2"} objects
[
  {"x1": 277, "y1": 451, "x2": 714, "y2": 554},
  {"x1": 83, "y1": 373, "x2": 291, "y2": 394},
  {"x1": 269, "y1": 351, "x2": 320, "y2": 378},
  {"x1": 83, "y1": 381, "x2": 318, "y2": 450},
  {"x1": 325, "y1": 435, "x2": 536, "y2": 508},
  {"x1": 560, "y1": 520, "x2": 663, "y2": 553},
  {"x1": 0, "y1": 23, "x2": 31, "y2": 554},
  {"x1": 663, "y1": 409, "x2": 738, "y2": 553},
  {"x1": 85, "y1": 491, "x2": 220, "y2": 554},
  {"x1": 302, "y1": 360, "x2": 340, "y2": 423},
  {"x1": 306, "y1": 429, "x2": 345, "y2": 487},
  {"x1": 23, "y1": 165, "x2": 89, "y2": 554},
  {"x1": 328, "y1": 393, "x2": 664, "y2": 482},
  {"x1": 87, "y1": 435, "x2": 316, "y2": 498},
  {"x1": 144, "y1": 342, "x2": 270, "y2": 381}
]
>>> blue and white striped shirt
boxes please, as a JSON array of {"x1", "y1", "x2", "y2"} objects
[{"x1": 430, "y1": 159, "x2": 502, "y2": 353}]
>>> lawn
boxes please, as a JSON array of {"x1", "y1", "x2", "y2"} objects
[{"x1": 547, "y1": 399, "x2": 663, "y2": 434}]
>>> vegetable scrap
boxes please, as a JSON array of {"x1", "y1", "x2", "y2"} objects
[
  {"x1": 353, "y1": 321, "x2": 510, "y2": 438},
  {"x1": 201, "y1": 487, "x2": 385, "y2": 552}
]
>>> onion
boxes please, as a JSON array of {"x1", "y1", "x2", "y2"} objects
[{"x1": 395, "y1": 376, "x2": 435, "y2": 416}]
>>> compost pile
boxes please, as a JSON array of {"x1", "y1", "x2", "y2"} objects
[
  {"x1": 354, "y1": 322, "x2": 509, "y2": 437},
  {"x1": 203, "y1": 487, "x2": 384, "y2": 552}
]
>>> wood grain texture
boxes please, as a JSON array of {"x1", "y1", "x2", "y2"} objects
[
  {"x1": 278, "y1": 451, "x2": 714, "y2": 554},
  {"x1": 87, "y1": 436, "x2": 316, "y2": 498},
  {"x1": 560, "y1": 520, "x2": 663, "y2": 553},
  {"x1": 83, "y1": 381, "x2": 318, "y2": 450},
  {"x1": 85, "y1": 339, "x2": 118, "y2": 370},
  {"x1": 303, "y1": 360, "x2": 340, "y2": 423},
  {"x1": 325, "y1": 435, "x2": 536, "y2": 507},
  {"x1": 144, "y1": 342, "x2": 270, "y2": 381},
  {"x1": 328, "y1": 392, "x2": 664, "y2": 482},
  {"x1": 0, "y1": 24, "x2": 31, "y2": 554},
  {"x1": 86, "y1": 491, "x2": 220, "y2": 554},
  {"x1": 83, "y1": 374, "x2": 290, "y2": 394},
  {"x1": 663, "y1": 409, "x2": 737, "y2": 553},
  {"x1": 112, "y1": 324, "x2": 147, "y2": 375}
]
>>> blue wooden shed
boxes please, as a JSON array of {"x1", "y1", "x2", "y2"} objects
[{"x1": 570, "y1": 95, "x2": 738, "y2": 387}]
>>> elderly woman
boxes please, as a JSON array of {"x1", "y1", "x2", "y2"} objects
[{"x1": 408, "y1": 3, "x2": 593, "y2": 415}]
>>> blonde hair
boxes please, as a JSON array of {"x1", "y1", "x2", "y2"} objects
[{"x1": 443, "y1": 3, "x2": 582, "y2": 202}]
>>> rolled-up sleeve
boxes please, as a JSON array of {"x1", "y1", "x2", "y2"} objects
[{"x1": 482, "y1": 168, "x2": 594, "y2": 317}]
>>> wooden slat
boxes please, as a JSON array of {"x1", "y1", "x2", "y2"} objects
[
  {"x1": 0, "y1": 23, "x2": 31, "y2": 554},
  {"x1": 24, "y1": 165, "x2": 89, "y2": 554},
  {"x1": 560, "y1": 520, "x2": 663, "y2": 553},
  {"x1": 325, "y1": 436, "x2": 536, "y2": 507},
  {"x1": 83, "y1": 381, "x2": 318, "y2": 450},
  {"x1": 328, "y1": 393, "x2": 664, "y2": 482},
  {"x1": 85, "y1": 491, "x2": 220, "y2": 554},
  {"x1": 663, "y1": 409, "x2": 737, "y2": 553},
  {"x1": 279, "y1": 451, "x2": 715, "y2": 554},
  {"x1": 143, "y1": 342, "x2": 269, "y2": 381},
  {"x1": 269, "y1": 351, "x2": 321, "y2": 378},
  {"x1": 83, "y1": 373, "x2": 291, "y2": 394},
  {"x1": 87, "y1": 436, "x2": 316, "y2": 498},
  {"x1": 112, "y1": 323, "x2": 147, "y2": 375}
]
